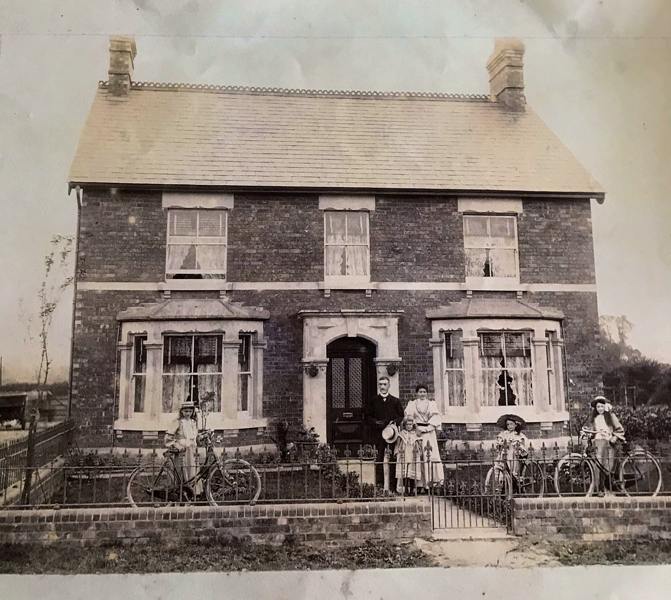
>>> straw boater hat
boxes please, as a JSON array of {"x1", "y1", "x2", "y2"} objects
[
  {"x1": 590, "y1": 395, "x2": 612, "y2": 410},
  {"x1": 180, "y1": 401, "x2": 196, "y2": 411},
  {"x1": 381, "y1": 422, "x2": 399, "y2": 443},
  {"x1": 496, "y1": 414, "x2": 527, "y2": 430}
]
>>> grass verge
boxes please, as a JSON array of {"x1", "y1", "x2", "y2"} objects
[
  {"x1": 548, "y1": 539, "x2": 671, "y2": 565},
  {"x1": 0, "y1": 539, "x2": 435, "y2": 574}
]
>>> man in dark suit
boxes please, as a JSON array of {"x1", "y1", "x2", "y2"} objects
[{"x1": 363, "y1": 376, "x2": 404, "y2": 486}]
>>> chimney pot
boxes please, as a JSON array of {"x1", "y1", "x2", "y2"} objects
[
  {"x1": 108, "y1": 36, "x2": 137, "y2": 96},
  {"x1": 487, "y1": 38, "x2": 525, "y2": 111}
]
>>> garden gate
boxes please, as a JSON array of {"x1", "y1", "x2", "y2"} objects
[{"x1": 429, "y1": 460, "x2": 513, "y2": 532}]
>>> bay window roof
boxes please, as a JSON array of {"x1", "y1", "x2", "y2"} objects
[
  {"x1": 426, "y1": 298, "x2": 564, "y2": 320},
  {"x1": 117, "y1": 298, "x2": 269, "y2": 322}
]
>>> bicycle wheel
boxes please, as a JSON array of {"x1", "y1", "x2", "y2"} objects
[
  {"x1": 127, "y1": 462, "x2": 179, "y2": 507},
  {"x1": 554, "y1": 453, "x2": 595, "y2": 497},
  {"x1": 206, "y1": 458, "x2": 262, "y2": 505},
  {"x1": 517, "y1": 460, "x2": 545, "y2": 497},
  {"x1": 619, "y1": 450, "x2": 663, "y2": 496},
  {"x1": 484, "y1": 465, "x2": 512, "y2": 498}
]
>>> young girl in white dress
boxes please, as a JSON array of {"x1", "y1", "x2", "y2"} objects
[
  {"x1": 165, "y1": 400, "x2": 202, "y2": 496},
  {"x1": 394, "y1": 415, "x2": 423, "y2": 494},
  {"x1": 495, "y1": 414, "x2": 529, "y2": 477},
  {"x1": 581, "y1": 396, "x2": 625, "y2": 496}
]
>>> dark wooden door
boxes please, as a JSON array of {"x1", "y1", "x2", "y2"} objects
[{"x1": 326, "y1": 337, "x2": 376, "y2": 450}]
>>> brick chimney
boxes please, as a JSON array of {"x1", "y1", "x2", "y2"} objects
[
  {"x1": 108, "y1": 36, "x2": 137, "y2": 96},
  {"x1": 486, "y1": 38, "x2": 525, "y2": 111}
]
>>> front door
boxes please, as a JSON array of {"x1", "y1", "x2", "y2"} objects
[{"x1": 326, "y1": 337, "x2": 376, "y2": 451}]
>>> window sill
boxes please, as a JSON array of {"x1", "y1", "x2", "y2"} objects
[
  {"x1": 159, "y1": 280, "x2": 229, "y2": 292},
  {"x1": 464, "y1": 277, "x2": 521, "y2": 291},
  {"x1": 114, "y1": 416, "x2": 269, "y2": 432},
  {"x1": 322, "y1": 278, "x2": 371, "y2": 290}
]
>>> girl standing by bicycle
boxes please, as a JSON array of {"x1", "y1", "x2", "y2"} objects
[
  {"x1": 495, "y1": 414, "x2": 528, "y2": 477},
  {"x1": 582, "y1": 396, "x2": 625, "y2": 496},
  {"x1": 165, "y1": 400, "x2": 202, "y2": 496}
]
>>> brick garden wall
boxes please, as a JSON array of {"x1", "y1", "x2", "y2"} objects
[
  {"x1": 513, "y1": 496, "x2": 671, "y2": 540},
  {"x1": 0, "y1": 499, "x2": 431, "y2": 547},
  {"x1": 72, "y1": 189, "x2": 602, "y2": 444}
]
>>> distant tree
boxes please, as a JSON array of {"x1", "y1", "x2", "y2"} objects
[
  {"x1": 22, "y1": 235, "x2": 74, "y2": 400},
  {"x1": 599, "y1": 315, "x2": 671, "y2": 407}
]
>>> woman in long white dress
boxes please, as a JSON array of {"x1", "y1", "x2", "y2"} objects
[{"x1": 404, "y1": 384, "x2": 444, "y2": 489}]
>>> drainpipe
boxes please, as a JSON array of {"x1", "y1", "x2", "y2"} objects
[
  {"x1": 111, "y1": 321, "x2": 121, "y2": 449},
  {"x1": 67, "y1": 186, "x2": 83, "y2": 422}
]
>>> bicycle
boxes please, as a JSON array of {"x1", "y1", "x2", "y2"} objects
[
  {"x1": 554, "y1": 430, "x2": 662, "y2": 497},
  {"x1": 484, "y1": 449, "x2": 545, "y2": 497},
  {"x1": 127, "y1": 429, "x2": 261, "y2": 507}
]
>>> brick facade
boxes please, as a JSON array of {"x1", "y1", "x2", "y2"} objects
[
  {"x1": 77, "y1": 190, "x2": 596, "y2": 286},
  {"x1": 71, "y1": 189, "x2": 602, "y2": 447}
]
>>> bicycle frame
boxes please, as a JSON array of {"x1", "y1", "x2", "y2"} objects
[{"x1": 582, "y1": 438, "x2": 622, "y2": 487}]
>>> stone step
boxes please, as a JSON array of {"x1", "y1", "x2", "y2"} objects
[{"x1": 430, "y1": 527, "x2": 512, "y2": 541}]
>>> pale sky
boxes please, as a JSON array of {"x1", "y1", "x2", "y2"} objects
[{"x1": 0, "y1": 0, "x2": 669, "y2": 383}]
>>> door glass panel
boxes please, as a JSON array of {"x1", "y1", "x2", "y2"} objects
[
  {"x1": 331, "y1": 358, "x2": 346, "y2": 408},
  {"x1": 348, "y1": 358, "x2": 363, "y2": 408}
]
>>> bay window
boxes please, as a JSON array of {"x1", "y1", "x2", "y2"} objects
[
  {"x1": 115, "y1": 297, "x2": 268, "y2": 431},
  {"x1": 429, "y1": 299, "x2": 567, "y2": 422}
]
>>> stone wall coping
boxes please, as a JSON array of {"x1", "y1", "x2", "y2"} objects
[{"x1": 514, "y1": 496, "x2": 671, "y2": 510}]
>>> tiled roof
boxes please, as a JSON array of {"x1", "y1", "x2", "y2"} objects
[
  {"x1": 117, "y1": 298, "x2": 269, "y2": 321},
  {"x1": 69, "y1": 82, "x2": 603, "y2": 196},
  {"x1": 426, "y1": 298, "x2": 564, "y2": 320}
]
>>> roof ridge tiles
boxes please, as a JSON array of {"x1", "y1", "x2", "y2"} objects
[{"x1": 97, "y1": 80, "x2": 491, "y2": 102}]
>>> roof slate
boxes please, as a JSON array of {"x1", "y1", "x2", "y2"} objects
[{"x1": 69, "y1": 83, "x2": 603, "y2": 195}]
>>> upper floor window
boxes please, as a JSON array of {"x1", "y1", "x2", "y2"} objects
[
  {"x1": 463, "y1": 214, "x2": 518, "y2": 280},
  {"x1": 324, "y1": 210, "x2": 370, "y2": 283},
  {"x1": 166, "y1": 209, "x2": 227, "y2": 279}
]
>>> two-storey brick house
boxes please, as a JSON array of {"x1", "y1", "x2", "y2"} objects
[{"x1": 67, "y1": 37, "x2": 604, "y2": 448}]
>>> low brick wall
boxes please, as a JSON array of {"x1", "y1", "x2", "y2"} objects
[
  {"x1": 514, "y1": 496, "x2": 671, "y2": 541},
  {"x1": 0, "y1": 498, "x2": 431, "y2": 547}
]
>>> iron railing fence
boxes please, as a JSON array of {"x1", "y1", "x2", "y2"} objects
[
  {"x1": 0, "y1": 420, "x2": 75, "y2": 494},
  {"x1": 1, "y1": 440, "x2": 667, "y2": 509}
]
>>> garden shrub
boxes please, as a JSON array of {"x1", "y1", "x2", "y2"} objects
[{"x1": 616, "y1": 405, "x2": 671, "y2": 443}]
